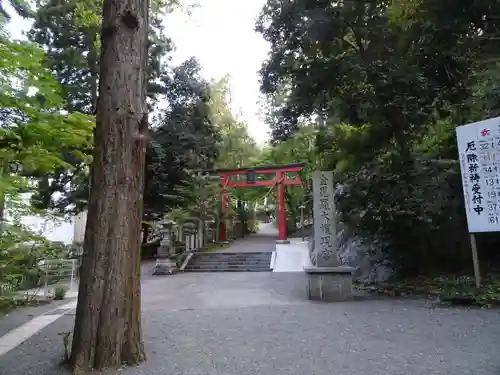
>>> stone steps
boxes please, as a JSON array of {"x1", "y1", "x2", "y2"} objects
[
  {"x1": 189, "y1": 261, "x2": 271, "y2": 266},
  {"x1": 184, "y1": 270, "x2": 272, "y2": 272},
  {"x1": 184, "y1": 251, "x2": 273, "y2": 272},
  {"x1": 195, "y1": 252, "x2": 271, "y2": 256}
]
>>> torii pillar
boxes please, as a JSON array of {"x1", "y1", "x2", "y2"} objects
[{"x1": 275, "y1": 171, "x2": 288, "y2": 244}]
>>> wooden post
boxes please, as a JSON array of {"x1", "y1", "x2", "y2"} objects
[
  {"x1": 299, "y1": 203, "x2": 305, "y2": 241},
  {"x1": 469, "y1": 233, "x2": 481, "y2": 288}
]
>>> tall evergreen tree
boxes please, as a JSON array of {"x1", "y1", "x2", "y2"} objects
[
  {"x1": 27, "y1": 0, "x2": 172, "y2": 214},
  {"x1": 144, "y1": 58, "x2": 220, "y2": 222}
]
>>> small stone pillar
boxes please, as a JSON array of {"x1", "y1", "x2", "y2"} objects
[
  {"x1": 305, "y1": 171, "x2": 355, "y2": 301},
  {"x1": 178, "y1": 224, "x2": 183, "y2": 242},
  {"x1": 152, "y1": 221, "x2": 178, "y2": 275},
  {"x1": 206, "y1": 219, "x2": 215, "y2": 244},
  {"x1": 183, "y1": 222, "x2": 196, "y2": 251}
]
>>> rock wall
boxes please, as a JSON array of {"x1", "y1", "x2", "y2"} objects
[{"x1": 307, "y1": 221, "x2": 392, "y2": 283}]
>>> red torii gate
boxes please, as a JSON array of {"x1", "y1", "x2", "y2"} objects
[{"x1": 215, "y1": 162, "x2": 306, "y2": 244}]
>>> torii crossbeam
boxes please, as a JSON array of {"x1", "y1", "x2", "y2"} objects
[{"x1": 214, "y1": 162, "x2": 306, "y2": 243}]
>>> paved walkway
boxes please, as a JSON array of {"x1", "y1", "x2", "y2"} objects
[
  {"x1": 0, "y1": 270, "x2": 499, "y2": 375},
  {"x1": 217, "y1": 222, "x2": 277, "y2": 253},
  {"x1": 0, "y1": 225, "x2": 499, "y2": 374}
]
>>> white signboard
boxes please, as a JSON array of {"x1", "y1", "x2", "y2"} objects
[{"x1": 456, "y1": 116, "x2": 500, "y2": 232}]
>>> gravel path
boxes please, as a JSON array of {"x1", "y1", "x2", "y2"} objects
[{"x1": 0, "y1": 271, "x2": 499, "y2": 375}]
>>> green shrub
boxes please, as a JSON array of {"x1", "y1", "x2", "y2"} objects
[
  {"x1": 0, "y1": 296, "x2": 16, "y2": 314},
  {"x1": 337, "y1": 156, "x2": 470, "y2": 277},
  {"x1": 53, "y1": 285, "x2": 67, "y2": 300},
  {"x1": 439, "y1": 276, "x2": 500, "y2": 306}
]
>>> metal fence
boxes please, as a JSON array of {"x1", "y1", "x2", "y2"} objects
[
  {"x1": 0, "y1": 258, "x2": 78, "y2": 297},
  {"x1": 40, "y1": 259, "x2": 78, "y2": 293}
]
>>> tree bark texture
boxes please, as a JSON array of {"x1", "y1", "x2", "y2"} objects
[{"x1": 70, "y1": 0, "x2": 149, "y2": 373}]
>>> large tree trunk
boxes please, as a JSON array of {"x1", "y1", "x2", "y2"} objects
[{"x1": 69, "y1": 0, "x2": 149, "y2": 373}]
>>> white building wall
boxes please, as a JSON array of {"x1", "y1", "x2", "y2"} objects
[
  {"x1": 73, "y1": 210, "x2": 87, "y2": 244},
  {"x1": 5, "y1": 193, "x2": 75, "y2": 244},
  {"x1": 71, "y1": 210, "x2": 147, "y2": 245}
]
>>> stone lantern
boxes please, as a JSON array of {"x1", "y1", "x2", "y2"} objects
[{"x1": 152, "y1": 219, "x2": 178, "y2": 275}]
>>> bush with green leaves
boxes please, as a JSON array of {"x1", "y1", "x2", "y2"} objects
[
  {"x1": 336, "y1": 154, "x2": 471, "y2": 278},
  {"x1": 53, "y1": 285, "x2": 67, "y2": 300},
  {"x1": 0, "y1": 223, "x2": 67, "y2": 294}
]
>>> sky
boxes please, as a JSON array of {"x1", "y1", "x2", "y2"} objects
[
  {"x1": 5, "y1": 0, "x2": 272, "y2": 243},
  {"x1": 166, "y1": 1, "x2": 271, "y2": 144},
  {"x1": 7, "y1": 0, "x2": 272, "y2": 144}
]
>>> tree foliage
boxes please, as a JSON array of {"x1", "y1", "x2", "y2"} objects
[
  {"x1": 0, "y1": 6, "x2": 93, "y2": 311},
  {"x1": 26, "y1": 0, "x2": 230, "y2": 227},
  {"x1": 27, "y1": 0, "x2": 173, "y2": 214},
  {"x1": 144, "y1": 58, "x2": 219, "y2": 218},
  {"x1": 0, "y1": 37, "x2": 93, "y2": 173},
  {"x1": 257, "y1": 0, "x2": 500, "y2": 276},
  {"x1": 258, "y1": 0, "x2": 494, "y2": 146},
  {"x1": 210, "y1": 77, "x2": 260, "y2": 169},
  {"x1": 153, "y1": 76, "x2": 266, "y2": 239},
  {"x1": 0, "y1": 22, "x2": 93, "y2": 222},
  {"x1": 0, "y1": 0, "x2": 32, "y2": 22}
]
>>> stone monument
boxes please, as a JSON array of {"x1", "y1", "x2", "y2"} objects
[
  {"x1": 304, "y1": 170, "x2": 355, "y2": 301},
  {"x1": 152, "y1": 220, "x2": 178, "y2": 275}
]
